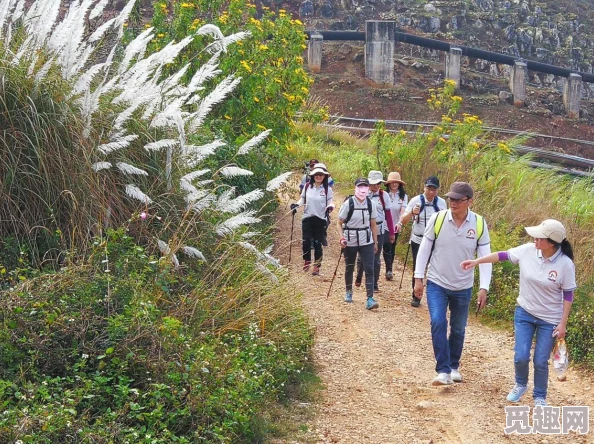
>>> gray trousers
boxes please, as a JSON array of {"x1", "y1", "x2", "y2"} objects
[
  {"x1": 344, "y1": 243, "x2": 375, "y2": 299},
  {"x1": 356, "y1": 230, "x2": 385, "y2": 287}
]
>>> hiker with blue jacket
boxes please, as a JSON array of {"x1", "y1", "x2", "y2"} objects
[
  {"x1": 413, "y1": 182, "x2": 492, "y2": 386},
  {"x1": 401, "y1": 176, "x2": 447, "y2": 307},
  {"x1": 337, "y1": 177, "x2": 380, "y2": 310}
]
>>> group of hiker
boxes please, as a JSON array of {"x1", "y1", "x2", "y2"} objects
[{"x1": 291, "y1": 159, "x2": 576, "y2": 407}]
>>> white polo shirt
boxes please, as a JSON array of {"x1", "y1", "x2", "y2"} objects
[
  {"x1": 369, "y1": 190, "x2": 390, "y2": 234},
  {"x1": 389, "y1": 191, "x2": 408, "y2": 226},
  {"x1": 300, "y1": 184, "x2": 333, "y2": 220},
  {"x1": 414, "y1": 209, "x2": 492, "y2": 291},
  {"x1": 405, "y1": 194, "x2": 447, "y2": 244},
  {"x1": 508, "y1": 243, "x2": 577, "y2": 325},
  {"x1": 338, "y1": 197, "x2": 378, "y2": 247}
]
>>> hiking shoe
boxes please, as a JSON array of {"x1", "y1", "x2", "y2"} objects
[
  {"x1": 321, "y1": 235, "x2": 328, "y2": 247},
  {"x1": 312, "y1": 265, "x2": 320, "y2": 276},
  {"x1": 451, "y1": 368, "x2": 462, "y2": 382},
  {"x1": 411, "y1": 296, "x2": 421, "y2": 307},
  {"x1": 303, "y1": 260, "x2": 311, "y2": 272},
  {"x1": 432, "y1": 373, "x2": 453, "y2": 386},
  {"x1": 534, "y1": 398, "x2": 547, "y2": 407},
  {"x1": 344, "y1": 290, "x2": 353, "y2": 303},
  {"x1": 385, "y1": 271, "x2": 393, "y2": 281},
  {"x1": 506, "y1": 384, "x2": 528, "y2": 403},
  {"x1": 354, "y1": 278, "x2": 362, "y2": 288},
  {"x1": 366, "y1": 297, "x2": 379, "y2": 310}
]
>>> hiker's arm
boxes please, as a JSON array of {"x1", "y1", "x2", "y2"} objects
[
  {"x1": 385, "y1": 207, "x2": 395, "y2": 237},
  {"x1": 460, "y1": 252, "x2": 501, "y2": 270},
  {"x1": 477, "y1": 243, "x2": 493, "y2": 293},
  {"x1": 337, "y1": 218, "x2": 347, "y2": 247},
  {"x1": 413, "y1": 237, "x2": 432, "y2": 298},
  {"x1": 554, "y1": 299, "x2": 573, "y2": 339}
]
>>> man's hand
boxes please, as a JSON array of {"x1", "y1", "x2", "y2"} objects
[
  {"x1": 414, "y1": 278, "x2": 424, "y2": 299},
  {"x1": 476, "y1": 288, "x2": 488, "y2": 314}
]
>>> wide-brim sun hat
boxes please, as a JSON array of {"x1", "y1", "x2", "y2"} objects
[
  {"x1": 385, "y1": 171, "x2": 406, "y2": 185},
  {"x1": 525, "y1": 219, "x2": 566, "y2": 243},
  {"x1": 367, "y1": 170, "x2": 384, "y2": 184},
  {"x1": 309, "y1": 162, "x2": 330, "y2": 176}
]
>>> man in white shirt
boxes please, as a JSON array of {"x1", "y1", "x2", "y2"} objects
[{"x1": 413, "y1": 182, "x2": 492, "y2": 386}]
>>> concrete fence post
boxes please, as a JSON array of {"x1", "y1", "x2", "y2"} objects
[
  {"x1": 563, "y1": 73, "x2": 582, "y2": 119},
  {"x1": 509, "y1": 61, "x2": 527, "y2": 107},
  {"x1": 307, "y1": 32, "x2": 323, "y2": 73},
  {"x1": 445, "y1": 47, "x2": 462, "y2": 90},
  {"x1": 365, "y1": 20, "x2": 395, "y2": 85}
]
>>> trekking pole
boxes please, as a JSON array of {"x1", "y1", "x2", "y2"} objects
[
  {"x1": 288, "y1": 210, "x2": 296, "y2": 264},
  {"x1": 399, "y1": 240, "x2": 411, "y2": 289},
  {"x1": 326, "y1": 250, "x2": 343, "y2": 299}
]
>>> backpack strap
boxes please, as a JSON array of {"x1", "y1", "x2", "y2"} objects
[
  {"x1": 433, "y1": 198, "x2": 440, "y2": 212},
  {"x1": 476, "y1": 214, "x2": 484, "y2": 244},
  {"x1": 378, "y1": 190, "x2": 387, "y2": 210},
  {"x1": 303, "y1": 180, "x2": 310, "y2": 205},
  {"x1": 419, "y1": 194, "x2": 426, "y2": 214}
]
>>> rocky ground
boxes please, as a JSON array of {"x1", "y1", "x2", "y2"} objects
[{"x1": 275, "y1": 186, "x2": 594, "y2": 443}]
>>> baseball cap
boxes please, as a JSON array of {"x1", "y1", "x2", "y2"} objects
[
  {"x1": 425, "y1": 176, "x2": 440, "y2": 188},
  {"x1": 445, "y1": 182, "x2": 474, "y2": 199},
  {"x1": 354, "y1": 177, "x2": 370, "y2": 187},
  {"x1": 525, "y1": 219, "x2": 566, "y2": 243}
]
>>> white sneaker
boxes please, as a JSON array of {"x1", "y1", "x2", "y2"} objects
[
  {"x1": 451, "y1": 368, "x2": 462, "y2": 382},
  {"x1": 432, "y1": 372, "x2": 453, "y2": 386}
]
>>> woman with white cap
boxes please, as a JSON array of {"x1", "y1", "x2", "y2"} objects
[
  {"x1": 383, "y1": 171, "x2": 408, "y2": 280},
  {"x1": 291, "y1": 163, "x2": 335, "y2": 275},
  {"x1": 461, "y1": 219, "x2": 576, "y2": 407}
]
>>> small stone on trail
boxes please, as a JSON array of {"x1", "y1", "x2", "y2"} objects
[{"x1": 417, "y1": 400, "x2": 433, "y2": 409}]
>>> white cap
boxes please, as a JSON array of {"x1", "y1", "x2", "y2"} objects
[
  {"x1": 309, "y1": 163, "x2": 329, "y2": 176},
  {"x1": 525, "y1": 219, "x2": 566, "y2": 243}
]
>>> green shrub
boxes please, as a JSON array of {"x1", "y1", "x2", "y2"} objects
[{"x1": 0, "y1": 229, "x2": 312, "y2": 442}]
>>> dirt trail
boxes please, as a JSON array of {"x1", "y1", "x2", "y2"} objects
[{"x1": 276, "y1": 187, "x2": 594, "y2": 444}]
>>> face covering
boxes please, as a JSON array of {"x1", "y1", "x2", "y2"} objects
[{"x1": 355, "y1": 186, "x2": 369, "y2": 200}]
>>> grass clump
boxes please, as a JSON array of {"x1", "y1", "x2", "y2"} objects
[{"x1": 0, "y1": 228, "x2": 312, "y2": 443}]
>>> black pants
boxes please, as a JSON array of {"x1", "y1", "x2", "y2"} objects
[
  {"x1": 302, "y1": 216, "x2": 326, "y2": 266},
  {"x1": 344, "y1": 243, "x2": 375, "y2": 299},
  {"x1": 410, "y1": 240, "x2": 421, "y2": 294},
  {"x1": 356, "y1": 231, "x2": 385, "y2": 287},
  {"x1": 382, "y1": 232, "x2": 400, "y2": 272}
]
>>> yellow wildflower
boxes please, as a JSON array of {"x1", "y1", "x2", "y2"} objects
[
  {"x1": 157, "y1": 33, "x2": 165, "y2": 38},
  {"x1": 240, "y1": 60, "x2": 252, "y2": 73},
  {"x1": 254, "y1": 97, "x2": 260, "y2": 102},
  {"x1": 257, "y1": 124, "x2": 267, "y2": 130},
  {"x1": 294, "y1": 19, "x2": 303, "y2": 25},
  {"x1": 452, "y1": 96, "x2": 462, "y2": 102},
  {"x1": 400, "y1": 130, "x2": 407, "y2": 136},
  {"x1": 224, "y1": 115, "x2": 232, "y2": 120},
  {"x1": 439, "y1": 137, "x2": 447, "y2": 143},
  {"x1": 259, "y1": 44, "x2": 268, "y2": 50}
]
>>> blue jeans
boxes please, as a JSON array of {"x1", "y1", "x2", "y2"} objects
[
  {"x1": 513, "y1": 306, "x2": 556, "y2": 400},
  {"x1": 426, "y1": 280, "x2": 472, "y2": 374}
]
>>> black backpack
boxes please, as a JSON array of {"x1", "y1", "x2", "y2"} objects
[{"x1": 344, "y1": 196, "x2": 373, "y2": 226}]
